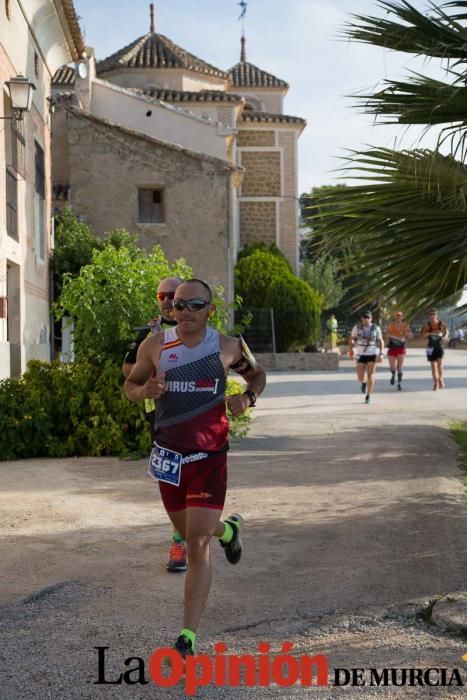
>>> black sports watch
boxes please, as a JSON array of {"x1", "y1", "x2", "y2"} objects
[{"x1": 243, "y1": 390, "x2": 256, "y2": 407}]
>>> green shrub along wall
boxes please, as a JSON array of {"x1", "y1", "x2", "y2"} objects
[{"x1": 0, "y1": 361, "x2": 251, "y2": 461}]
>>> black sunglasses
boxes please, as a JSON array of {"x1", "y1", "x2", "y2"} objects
[{"x1": 173, "y1": 298, "x2": 210, "y2": 312}]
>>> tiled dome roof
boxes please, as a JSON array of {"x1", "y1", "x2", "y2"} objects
[
  {"x1": 229, "y1": 61, "x2": 288, "y2": 89},
  {"x1": 96, "y1": 32, "x2": 227, "y2": 79}
]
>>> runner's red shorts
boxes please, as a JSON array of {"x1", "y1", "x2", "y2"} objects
[
  {"x1": 388, "y1": 347, "x2": 406, "y2": 357},
  {"x1": 158, "y1": 453, "x2": 227, "y2": 512}
]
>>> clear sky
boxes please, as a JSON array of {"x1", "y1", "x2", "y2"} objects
[{"x1": 73, "y1": 0, "x2": 445, "y2": 195}]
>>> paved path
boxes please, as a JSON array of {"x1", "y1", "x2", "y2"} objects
[{"x1": 1, "y1": 349, "x2": 466, "y2": 698}]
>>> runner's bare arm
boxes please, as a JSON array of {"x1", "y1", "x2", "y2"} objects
[
  {"x1": 377, "y1": 332, "x2": 384, "y2": 354},
  {"x1": 221, "y1": 336, "x2": 266, "y2": 417},
  {"x1": 422, "y1": 324, "x2": 430, "y2": 338},
  {"x1": 124, "y1": 334, "x2": 165, "y2": 403}
]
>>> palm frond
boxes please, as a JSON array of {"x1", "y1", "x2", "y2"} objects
[
  {"x1": 342, "y1": 0, "x2": 467, "y2": 61},
  {"x1": 304, "y1": 147, "x2": 467, "y2": 313},
  {"x1": 353, "y1": 71, "x2": 467, "y2": 130}
]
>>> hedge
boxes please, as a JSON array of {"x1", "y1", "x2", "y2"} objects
[{"x1": 0, "y1": 361, "x2": 251, "y2": 460}]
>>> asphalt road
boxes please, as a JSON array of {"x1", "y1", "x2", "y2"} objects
[{"x1": 1, "y1": 349, "x2": 466, "y2": 698}]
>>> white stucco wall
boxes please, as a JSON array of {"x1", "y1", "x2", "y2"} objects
[
  {"x1": 98, "y1": 68, "x2": 226, "y2": 94},
  {"x1": 0, "y1": 0, "x2": 76, "y2": 377},
  {"x1": 90, "y1": 79, "x2": 231, "y2": 160}
]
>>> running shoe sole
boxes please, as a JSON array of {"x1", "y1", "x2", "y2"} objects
[
  {"x1": 166, "y1": 562, "x2": 187, "y2": 572},
  {"x1": 221, "y1": 514, "x2": 244, "y2": 565}
]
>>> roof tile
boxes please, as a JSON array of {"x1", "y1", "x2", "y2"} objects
[
  {"x1": 96, "y1": 32, "x2": 227, "y2": 79},
  {"x1": 241, "y1": 111, "x2": 305, "y2": 126},
  {"x1": 229, "y1": 62, "x2": 288, "y2": 89}
]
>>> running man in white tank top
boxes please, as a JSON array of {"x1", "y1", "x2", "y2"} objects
[{"x1": 125, "y1": 279, "x2": 266, "y2": 661}]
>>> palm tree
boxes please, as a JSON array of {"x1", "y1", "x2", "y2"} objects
[{"x1": 307, "y1": 0, "x2": 467, "y2": 313}]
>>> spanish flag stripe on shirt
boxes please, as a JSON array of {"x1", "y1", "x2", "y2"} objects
[{"x1": 163, "y1": 339, "x2": 183, "y2": 351}]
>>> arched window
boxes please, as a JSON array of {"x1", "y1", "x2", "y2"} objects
[{"x1": 244, "y1": 97, "x2": 263, "y2": 112}]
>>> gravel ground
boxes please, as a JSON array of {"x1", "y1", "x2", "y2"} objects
[{"x1": 1, "y1": 349, "x2": 466, "y2": 698}]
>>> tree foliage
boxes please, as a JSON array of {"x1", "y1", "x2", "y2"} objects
[
  {"x1": 54, "y1": 243, "x2": 191, "y2": 364},
  {"x1": 301, "y1": 256, "x2": 344, "y2": 310},
  {"x1": 308, "y1": 1, "x2": 467, "y2": 314}
]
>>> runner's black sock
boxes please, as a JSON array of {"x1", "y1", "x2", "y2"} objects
[{"x1": 398, "y1": 371, "x2": 403, "y2": 383}]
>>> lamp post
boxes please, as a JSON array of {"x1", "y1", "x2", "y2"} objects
[{"x1": 1, "y1": 74, "x2": 36, "y2": 119}]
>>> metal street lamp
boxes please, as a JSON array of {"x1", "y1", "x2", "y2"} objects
[{"x1": 2, "y1": 74, "x2": 36, "y2": 119}]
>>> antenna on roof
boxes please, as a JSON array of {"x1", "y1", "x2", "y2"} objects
[
  {"x1": 150, "y1": 2, "x2": 155, "y2": 33},
  {"x1": 238, "y1": 1, "x2": 248, "y2": 62}
]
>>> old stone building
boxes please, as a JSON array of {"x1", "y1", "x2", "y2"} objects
[
  {"x1": 52, "y1": 4, "x2": 305, "y2": 298},
  {"x1": 0, "y1": 0, "x2": 84, "y2": 378}
]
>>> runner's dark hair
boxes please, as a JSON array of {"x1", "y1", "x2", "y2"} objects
[{"x1": 184, "y1": 278, "x2": 212, "y2": 301}]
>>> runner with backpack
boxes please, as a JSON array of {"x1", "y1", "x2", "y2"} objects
[{"x1": 349, "y1": 310, "x2": 384, "y2": 404}]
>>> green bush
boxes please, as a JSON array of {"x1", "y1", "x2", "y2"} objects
[
  {"x1": 0, "y1": 362, "x2": 252, "y2": 460},
  {"x1": 264, "y1": 276, "x2": 323, "y2": 352},
  {"x1": 235, "y1": 250, "x2": 293, "y2": 307},
  {"x1": 237, "y1": 241, "x2": 288, "y2": 263},
  {"x1": 226, "y1": 378, "x2": 252, "y2": 439},
  {"x1": 235, "y1": 250, "x2": 323, "y2": 351}
]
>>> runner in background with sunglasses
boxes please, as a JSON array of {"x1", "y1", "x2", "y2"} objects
[
  {"x1": 124, "y1": 278, "x2": 266, "y2": 662},
  {"x1": 122, "y1": 276, "x2": 188, "y2": 573},
  {"x1": 384, "y1": 311, "x2": 413, "y2": 391}
]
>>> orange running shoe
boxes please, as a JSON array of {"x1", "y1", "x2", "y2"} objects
[{"x1": 166, "y1": 541, "x2": 187, "y2": 572}]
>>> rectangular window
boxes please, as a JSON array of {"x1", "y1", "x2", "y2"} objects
[
  {"x1": 11, "y1": 118, "x2": 26, "y2": 178},
  {"x1": 34, "y1": 141, "x2": 45, "y2": 260},
  {"x1": 6, "y1": 168, "x2": 18, "y2": 240},
  {"x1": 138, "y1": 188, "x2": 164, "y2": 223}
]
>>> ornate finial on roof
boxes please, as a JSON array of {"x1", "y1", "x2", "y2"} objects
[
  {"x1": 150, "y1": 3, "x2": 155, "y2": 33},
  {"x1": 238, "y1": 2, "x2": 247, "y2": 62},
  {"x1": 240, "y1": 35, "x2": 246, "y2": 62}
]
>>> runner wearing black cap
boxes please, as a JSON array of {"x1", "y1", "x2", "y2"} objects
[{"x1": 349, "y1": 310, "x2": 384, "y2": 404}]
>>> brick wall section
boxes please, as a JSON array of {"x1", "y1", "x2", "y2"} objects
[
  {"x1": 240, "y1": 151, "x2": 281, "y2": 196},
  {"x1": 256, "y1": 352, "x2": 339, "y2": 370},
  {"x1": 237, "y1": 130, "x2": 275, "y2": 147},
  {"x1": 239, "y1": 201, "x2": 276, "y2": 246},
  {"x1": 66, "y1": 114, "x2": 231, "y2": 291},
  {"x1": 278, "y1": 130, "x2": 298, "y2": 272}
]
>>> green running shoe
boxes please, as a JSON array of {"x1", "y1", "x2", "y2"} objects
[{"x1": 220, "y1": 514, "x2": 244, "y2": 564}]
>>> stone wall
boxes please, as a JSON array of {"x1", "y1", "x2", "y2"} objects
[
  {"x1": 65, "y1": 113, "x2": 233, "y2": 293},
  {"x1": 239, "y1": 201, "x2": 276, "y2": 246},
  {"x1": 240, "y1": 151, "x2": 281, "y2": 196},
  {"x1": 237, "y1": 130, "x2": 275, "y2": 147},
  {"x1": 256, "y1": 352, "x2": 339, "y2": 371}
]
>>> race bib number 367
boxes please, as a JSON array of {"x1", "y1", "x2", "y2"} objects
[{"x1": 148, "y1": 442, "x2": 182, "y2": 486}]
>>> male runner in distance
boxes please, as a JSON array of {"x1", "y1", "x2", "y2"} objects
[
  {"x1": 349, "y1": 310, "x2": 384, "y2": 404},
  {"x1": 122, "y1": 276, "x2": 187, "y2": 573},
  {"x1": 124, "y1": 278, "x2": 266, "y2": 659}
]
